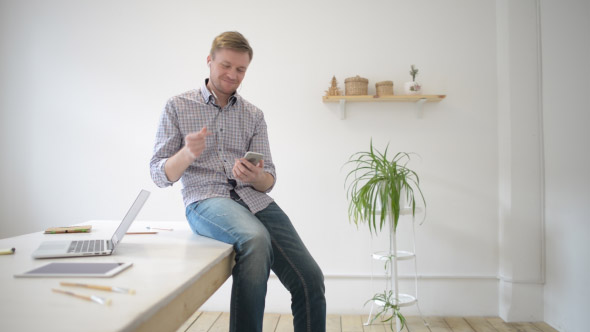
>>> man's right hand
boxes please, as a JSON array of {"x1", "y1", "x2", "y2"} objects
[
  {"x1": 183, "y1": 127, "x2": 213, "y2": 161},
  {"x1": 164, "y1": 126, "x2": 213, "y2": 183}
]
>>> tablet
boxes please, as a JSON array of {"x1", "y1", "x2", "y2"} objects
[{"x1": 14, "y1": 262, "x2": 133, "y2": 278}]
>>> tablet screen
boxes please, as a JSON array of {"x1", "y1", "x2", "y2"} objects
[{"x1": 15, "y1": 262, "x2": 132, "y2": 278}]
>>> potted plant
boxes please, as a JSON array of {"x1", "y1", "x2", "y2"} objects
[
  {"x1": 344, "y1": 141, "x2": 426, "y2": 331},
  {"x1": 404, "y1": 65, "x2": 422, "y2": 95}
]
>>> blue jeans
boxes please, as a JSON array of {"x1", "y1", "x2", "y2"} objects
[{"x1": 185, "y1": 196, "x2": 326, "y2": 332}]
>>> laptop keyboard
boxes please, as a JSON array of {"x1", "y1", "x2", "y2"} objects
[{"x1": 67, "y1": 239, "x2": 105, "y2": 253}]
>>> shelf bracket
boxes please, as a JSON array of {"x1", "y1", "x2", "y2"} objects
[
  {"x1": 339, "y1": 99, "x2": 346, "y2": 120},
  {"x1": 415, "y1": 98, "x2": 427, "y2": 118}
]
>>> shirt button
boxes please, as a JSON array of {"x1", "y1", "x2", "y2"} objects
[{"x1": 219, "y1": 128, "x2": 223, "y2": 132}]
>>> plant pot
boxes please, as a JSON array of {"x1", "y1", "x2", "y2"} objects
[{"x1": 404, "y1": 81, "x2": 422, "y2": 95}]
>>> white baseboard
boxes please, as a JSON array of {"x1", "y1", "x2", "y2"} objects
[{"x1": 198, "y1": 274, "x2": 500, "y2": 316}]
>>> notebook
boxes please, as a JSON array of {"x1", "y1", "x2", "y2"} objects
[{"x1": 31, "y1": 189, "x2": 150, "y2": 259}]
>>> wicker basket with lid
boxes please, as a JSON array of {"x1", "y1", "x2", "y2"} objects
[
  {"x1": 375, "y1": 81, "x2": 394, "y2": 96},
  {"x1": 345, "y1": 76, "x2": 369, "y2": 96}
]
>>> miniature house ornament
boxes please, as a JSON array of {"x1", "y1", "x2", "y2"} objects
[{"x1": 325, "y1": 76, "x2": 342, "y2": 96}]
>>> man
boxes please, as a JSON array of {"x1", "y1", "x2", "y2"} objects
[{"x1": 150, "y1": 31, "x2": 326, "y2": 332}]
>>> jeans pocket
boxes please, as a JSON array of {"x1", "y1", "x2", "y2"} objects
[
  {"x1": 186, "y1": 200, "x2": 202, "y2": 215},
  {"x1": 186, "y1": 201, "x2": 204, "y2": 235}
]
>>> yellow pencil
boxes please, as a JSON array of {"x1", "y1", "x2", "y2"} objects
[{"x1": 0, "y1": 248, "x2": 15, "y2": 255}]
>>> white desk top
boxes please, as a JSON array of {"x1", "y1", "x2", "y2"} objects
[{"x1": 0, "y1": 220, "x2": 234, "y2": 332}]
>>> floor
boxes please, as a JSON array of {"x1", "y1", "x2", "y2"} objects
[{"x1": 176, "y1": 312, "x2": 559, "y2": 332}]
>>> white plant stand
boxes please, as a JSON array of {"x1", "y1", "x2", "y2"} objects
[{"x1": 365, "y1": 207, "x2": 421, "y2": 332}]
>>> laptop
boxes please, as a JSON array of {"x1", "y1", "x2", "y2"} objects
[{"x1": 32, "y1": 189, "x2": 150, "y2": 259}]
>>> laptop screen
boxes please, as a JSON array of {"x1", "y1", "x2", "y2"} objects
[{"x1": 111, "y1": 190, "x2": 150, "y2": 247}]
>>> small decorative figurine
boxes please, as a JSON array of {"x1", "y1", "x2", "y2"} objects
[{"x1": 325, "y1": 76, "x2": 342, "y2": 96}]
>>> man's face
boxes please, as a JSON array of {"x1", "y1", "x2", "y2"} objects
[{"x1": 207, "y1": 48, "x2": 250, "y2": 97}]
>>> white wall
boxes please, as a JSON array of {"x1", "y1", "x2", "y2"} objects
[
  {"x1": 1, "y1": 0, "x2": 571, "y2": 319},
  {"x1": 496, "y1": 0, "x2": 545, "y2": 322},
  {"x1": 541, "y1": 1, "x2": 590, "y2": 331}
]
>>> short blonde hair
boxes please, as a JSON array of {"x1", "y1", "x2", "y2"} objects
[{"x1": 210, "y1": 31, "x2": 253, "y2": 61}]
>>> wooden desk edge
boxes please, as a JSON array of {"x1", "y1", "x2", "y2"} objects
[{"x1": 132, "y1": 249, "x2": 235, "y2": 332}]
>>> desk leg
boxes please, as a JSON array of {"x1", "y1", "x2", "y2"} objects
[{"x1": 134, "y1": 252, "x2": 235, "y2": 332}]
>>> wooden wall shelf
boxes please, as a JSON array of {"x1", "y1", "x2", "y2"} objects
[
  {"x1": 322, "y1": 94, "x2": 446, "y2": 119},
  {"x1": 322, "y1": 94, "x2": 446, "y2": 103}
]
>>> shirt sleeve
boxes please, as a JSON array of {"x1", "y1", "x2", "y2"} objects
[
  {"x1": 150, "y1": 99, "x2": 183, "y2": 188},
  {"x1": 248, "y1": 111, "x2": 277, "y2": 193}
]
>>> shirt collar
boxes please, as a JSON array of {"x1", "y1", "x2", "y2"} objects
[{"x1": 201, "y1": 79, "x2": 238, "y2": 107}]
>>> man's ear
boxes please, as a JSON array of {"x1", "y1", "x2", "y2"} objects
[{"x1": 206, "y1": 54, "x2": 212, "y2": 66}]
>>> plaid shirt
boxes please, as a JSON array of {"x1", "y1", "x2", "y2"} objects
[{"x1": 150, "y1": 80, "x2": 276, "y2": 213}]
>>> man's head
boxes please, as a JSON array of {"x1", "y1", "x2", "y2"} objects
[
  {"x1": 206, "y1": 31, "x2": 253, "y2": 101},
  {"x1": 209, "y1": 31, "x2": 253, "y2": 62}
]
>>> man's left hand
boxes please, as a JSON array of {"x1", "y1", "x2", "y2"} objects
[{"x1": 233, "y1": 158, "x2": 265, "y2": 185}]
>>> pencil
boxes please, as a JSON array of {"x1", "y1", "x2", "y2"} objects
[
  {"x1": 60, "y1": 282, "x2": 135, "y2": 294},
  {"x1": 0, "y1": 248, "x2": 15, "y2": 255},
  {"x1": 52, "y1": 288, "x2": 112, "y2": 305},
  {"x1": 146, "y1": 226, "x2": 173, "y2": 231},
  {"x1": 125, "y1": 231, "x2": 158, "y2": 235}
]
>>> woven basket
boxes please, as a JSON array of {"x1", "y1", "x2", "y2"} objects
[
  {"x1": 376, "y1": 81, "x2": 394, "y2": 96},
  {"x1": 345, "y1": 76, "x2": 369, "y2": 96}
]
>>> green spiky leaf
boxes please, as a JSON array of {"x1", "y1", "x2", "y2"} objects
[{"x1": 344, "y1": 140, "x2": 426, "y2": 235}]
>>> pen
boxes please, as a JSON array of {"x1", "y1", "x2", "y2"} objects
[
  {"x1": 52, "y1": 288, "x2": 112, "y2": 305},
  {"x1": 126, "y1": 231, "x2": 158, "y2": 235},
  {"x1": 146, "y1": 226, "x2": 173, "y2": 231},
  {"x1": 60, "y1": 282, "x2": 136, "y2": 294},
  {"x1": 0, "y1": 248, "x2": 15, "y2": 255}
]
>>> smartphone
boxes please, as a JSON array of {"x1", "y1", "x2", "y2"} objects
[{"x1": 243, "y1": 152, "x2": 263, "y2": 165}]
